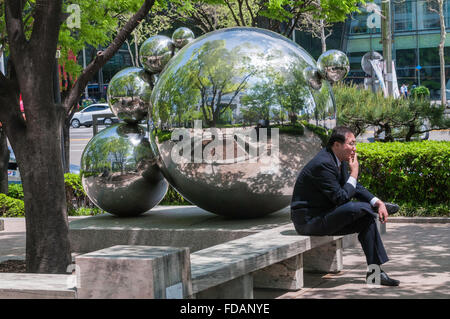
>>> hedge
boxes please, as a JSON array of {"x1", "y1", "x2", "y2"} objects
[
  {"x1": 357, "y1": 141, "x2": 450, "y2": 206},
  {"x1": 0, "y1": 193, "x2": 25, "y2": 217}
]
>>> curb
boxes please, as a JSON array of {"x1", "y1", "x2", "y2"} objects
[{"x1": 389, "y1": 217, "x2": 450, "y2": 224}]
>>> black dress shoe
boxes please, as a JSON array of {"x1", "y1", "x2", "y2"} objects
[
  {"x1": 366, "y1": 270, "x2": 400, "y2": 286},
  {"x1": 384, "y1": 202, "x2": 400, "y2": 215}
]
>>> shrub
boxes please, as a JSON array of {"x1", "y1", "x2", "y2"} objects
[
  {"x1": 0, "y1": 193, "x2": 25, "y2": 217},
  {"x1": 7, "y1": 184, "x2": 24, "y2": 200},
  {"x1": 64, "y1": 173, "x2": 95, "y2": 214},
  {"x1": 159, "y1": 185, "x2": 190, "y2": 205},
  {"x1": 410, "y1": 86, "x2": 430, "y2": 99},
  {"x1": 357, "y1": 141, "x2": 450, "y2": 206}
]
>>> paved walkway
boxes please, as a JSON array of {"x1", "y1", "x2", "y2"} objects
[
  {"x1": 255, "y1": 221, "x2": 450, "y2": 299},
  {"x1": 1, "y1": 217, "x2": 450, "y2": 299}
]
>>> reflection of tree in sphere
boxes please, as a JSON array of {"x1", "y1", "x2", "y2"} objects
[
  {"x1": 150, "y1": 27, "x2": 338, "y2": 218},
  {"x1": 107, "y1": 67, "x2": 152, "y2": 124},
  {"x1": 81, "y1": 123, "x2": 168, "y2": 217},
  {"x1": 172, "y1": 27, "x2": 195, "y2": 49},
  {"x1": 316, "y1": 50, "x2": 350, "y2": 83},
  {"x1": 139, "y1": 35, "x2": 174, "y2": 73}
]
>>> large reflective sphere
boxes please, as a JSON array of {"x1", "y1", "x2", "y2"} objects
[
  {"x1": 151, "y1": 27, "x2": 337, "y2": 218},
  {"x1": 139, "y1": 35, "x2": 174, "y2": 73},
  {"x1": 172, "y1": 27, "x2": 195, "y2": 49},
  {"x1": 317, "y1": 50, "x2": 350, "y2": 83},
  {"x1": 81, "y1": 123, "x2": 168, "y2": 217},
  {"x1": 107, "y1": 67, "x2": 152, "y2": 123}
]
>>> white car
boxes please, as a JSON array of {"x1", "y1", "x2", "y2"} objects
[{"x1": 71, "y1": 104, "x2": 119, "y2": 128}]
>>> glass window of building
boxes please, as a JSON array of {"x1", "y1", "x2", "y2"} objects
[
  {"x1": 394, "y1": 0, "x2": 415, "y2": 31},
  {"x1": 417, "y1": 0, "x2": 440, "y2": 29}
]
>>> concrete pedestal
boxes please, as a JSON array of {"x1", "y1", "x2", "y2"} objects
[
  {"x1": 253, "y1": 254, "x2": 304, "y2": 291},
  {"x1": 0, "y1": 219, "x2": 4, "y2": 231},
  {"x1": 195, "y1": 274, "x2": 253, "y2": 299},
  {"x1": 76, "y1": 245, "x2": 192, "y2": 299},
  {"x1": 303, "y1": 238, "x2": 343, "y2": 273}
]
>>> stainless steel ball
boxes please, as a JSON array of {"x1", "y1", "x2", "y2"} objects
[
  {"x1": 172, "y1": 27, "x2": 195, "y2": 49},
  {"x1": 139, "y1": 35, "x2": 174, "y2": 73},
  {"x1": 304, "y1": 66, "x2": 323, "y2": 90},
  {"x1": 81, "y1": 123, "x2": 168, "y2": 217},
  {"x1": 107, "y1": 67, "x2": 152, "y2": 123},
  {"x1": 150, "y1": 27, "x2": 337, "y2": 218},
  {"x1": 317, "y1": 49, "x2": 350, "y2": 82}
]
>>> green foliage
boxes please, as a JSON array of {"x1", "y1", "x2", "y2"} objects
[
  {"x1": 357, "y1": 141, "x2": 450, "y2": 207},
  {"x1": 0, "y1": 194, "x2": 25, "y2": 217},
  {"x1": 301, "y1": 120, "x2": 331, "y2": 146},
  {"x1": 159, "y1": 185, "x2": 190, "y2": 205},
  {"x1": 333, "y1": 82, "x2": 450, "y2": 141},
  {"x1": 273, "y1": 123, "x2": 304, "y2": 136},
  {"x1": 410, "y1": 86, "x2": 430, "y2": 99},
  {"x1": 64, "y1": 173, "x2": 97, "y2": 215},
  {"x1": 7, "y1": 184, "x2": 24, "y2": 200}
]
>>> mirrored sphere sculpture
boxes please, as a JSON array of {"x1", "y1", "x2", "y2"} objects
[
  {"x1": 304, "y1": 66, "x2": 323, "y2": 90},
  {"x1": 150, "y1": 27, "x2": 338, "y2": 218},
  {"x1": 172, "y1": 27, "x2": 195, "y2": 49},
  {"x1": 107, "y1": 67, "x2": 152, "y2": 123},
  {"x1": 81, "y1": 123, "x2": 168, "y2": 217},
  {"x1": 317, "y1": 49, "x2": 350, "y2": 83},
  {"x1": 139, "y1": 35, "x2": 174, "y2": 73}
]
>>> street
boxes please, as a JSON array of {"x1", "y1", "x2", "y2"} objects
[{"x1": 69, "y1": 125, "x2": 450, "y2": 168}]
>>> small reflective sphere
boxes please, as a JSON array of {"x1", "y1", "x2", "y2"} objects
[
  {"x1": 139, "y1": 35, "x2": 174, "y2": 73},
  {"x1": 361, "y1": 51, "x2": 383, "y2": 75},
  {"x1": 107, "y1": 67, "x2": 152, "y2": 123},
  {"x1": 172, "y1": 27, "x2": 195, "y2": 49},
  {"x1": 150, "y1": 27, "x2": 338, "y2": 218},
  {"x1": 81, "y1": 123, "x2": 168, "y2": 217},
  {"x1": 304, "y1": 66, "x2": 323, "y2": 90},
  {"x1": 317, "y1": 50, "x2": 350, "y2": 82}
]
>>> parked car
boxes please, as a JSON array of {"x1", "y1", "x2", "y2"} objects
[
  {"x1": 71, "y1": 104, "x2": 119, "y2": 128},
  {"x1": 7, "y1": 146, "x2": 81, "y2": 184},
  {"x1": 7, "y1": 146, "x2": 21, "y2": 184}
]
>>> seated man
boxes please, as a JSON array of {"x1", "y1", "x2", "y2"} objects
[{"x1": 291, "y1": 126, "x2": 400, "y2": 286}]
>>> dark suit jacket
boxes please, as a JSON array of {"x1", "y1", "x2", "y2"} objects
[{"x1": 291, "y1": 147, "x2": 375, "y2": 217}]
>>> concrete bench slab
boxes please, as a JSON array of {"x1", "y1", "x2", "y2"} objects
[
  {"x1": 0, "y1": 273, "x2": 76, "y2": 299},
  {"x1": 190, "y1": 223, "x2": 343, "y2": 297},
  {"x1": 75, "y1": 245, "x2": 192, "y2": 299}
]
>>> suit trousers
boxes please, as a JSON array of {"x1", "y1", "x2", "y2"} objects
[{"x1": 291, "y1": 201, "x2": 389, "y2": 266}]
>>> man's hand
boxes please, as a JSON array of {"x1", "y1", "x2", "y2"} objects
[
  {"x1": 349, "y1": 152, "x2": 359, "y2": 180},
  {"x1": 375, "y1": 200, "x2": 388, "y2": 223}
]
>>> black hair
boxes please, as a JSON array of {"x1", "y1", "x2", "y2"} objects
[{"x1": 326, "y1": 126, "x2": 354, "y2": 148}]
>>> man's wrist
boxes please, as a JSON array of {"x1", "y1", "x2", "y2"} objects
[{"x1": 370, "y1": 197, "x2": 382, "y2": 207}]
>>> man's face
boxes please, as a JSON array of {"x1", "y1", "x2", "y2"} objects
[{"x1": 335, "y1": 132, "x2": 356, "y2": 162}]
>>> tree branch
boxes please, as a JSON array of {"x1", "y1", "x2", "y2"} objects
[
  {"x1": 64, "y1": 0, "x2": 156, "y2": 115},
  {"x1": 5, "y1": 0, "x2": 27, "y2": 57}
]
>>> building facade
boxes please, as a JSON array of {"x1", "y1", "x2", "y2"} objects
[
  {"x1": 343, "y1": 0, "x2": 450, "y2": 98},
  {"x1": 293, "y1": 0, "x2": 450, "y2": 99}
]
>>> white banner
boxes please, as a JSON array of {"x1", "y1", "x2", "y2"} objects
[
  {"x1": 370, "y1": 59, "x2": 387, "y2": 97},
  {"x1": 392, "y1": 61, "x2": 400, "y2": 99}
]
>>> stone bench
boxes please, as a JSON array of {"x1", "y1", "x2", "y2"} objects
[
  {"x1": 72, "y1": 224, "x2": 345, "y2": 299},
  {"x1": 0, "y1": 273, "x2": 76, "y2": 299},
  {"x1": 190, "y1": 223, "x2": 344, "y2": 298}
]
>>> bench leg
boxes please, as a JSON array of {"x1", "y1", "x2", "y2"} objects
[
  {"x1": 253, "y1": 254, "x2": 303, "y2": 291},
  {"x1": 304, "y1": 239, "x2": 343, "y2": 273},
  {"x1": 194, "y1": 274, "x2": 253, "y2": 299}
]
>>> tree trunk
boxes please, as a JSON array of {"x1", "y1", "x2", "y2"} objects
[
  {"x1": 0, "y1": 128, "x2": 9, "y2": 194},
  {"x1": 320, "y1": 19, "x2": 327, "y2": 53},
  {"x1": 64, "y1": 117, "x2": 71, "y2": 173},
  {"x1": 438, "y1": 0, "x2": 446, "y2": 106}
]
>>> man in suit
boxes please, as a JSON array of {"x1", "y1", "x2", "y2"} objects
[{"x1": 291, "y1": 126, "x2": 400, "y2": 286}]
